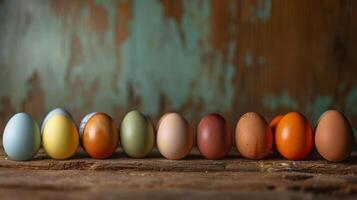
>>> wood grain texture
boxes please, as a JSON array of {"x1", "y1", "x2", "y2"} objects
[
  {"x1": 0, "y1": 148, "x2": 356, "y2": 199},
  {"x1": 0, "y1": 0, "x2": 356, "y2": 138},
  {"x1": 0, "y1": 1, "x2": 356, "y2": 198}
]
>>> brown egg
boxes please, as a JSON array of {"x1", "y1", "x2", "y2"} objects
[
  {"x1": 235, "y1": 112, "x2": 273, "y2": 159},
  {"x1": 80, "y1": 112, "x2": 119, "y2": 159},
  {"x1": 315, "y1": 110, "x2": 355, "y2": 162},
  {"x1": 157, "y1": 113, "x2": 193, "y2": 160},
  {"x1": 197, "y1": 113, "x2": 232, "y2": 159}
]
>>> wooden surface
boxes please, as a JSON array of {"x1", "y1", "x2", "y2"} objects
[{"x1": 0, "y1": 148, "x2": 356, "y2": 199}]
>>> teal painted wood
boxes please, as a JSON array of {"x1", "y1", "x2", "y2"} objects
[{"x1": 0, "y1": 0, "x2": 356, "y2": 140}]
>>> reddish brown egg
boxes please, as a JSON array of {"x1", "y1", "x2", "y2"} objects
[
  {"x1": 197, "y1": 113, "x2": 232, "y2": 159},
  {"x1": 235, "y1": 112, "x2": 273, "y2": 159},
  {"x1": 315, "y1": 110, "x2": 355, "y2": 162},
  {"x1": 80, "y1": 112, "x2": 119, "y2": 159}
]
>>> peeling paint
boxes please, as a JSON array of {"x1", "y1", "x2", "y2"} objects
[
  {"x1": 346, "y1": 87, "x2": 357, "y2": 115},
  {"x1": 245, "y1": 51, "x2": 253, "y2": 68},
  {"x1": 257, "y1": 56, "x2": 266, "y2": 65},
  {"x1": 0, "y1": 0, "x2": 236, "y2": 121},
  {"x1": 305, "y1": 96, "x2": 333, "y2": 124},
  {"x1": 123, "y1": 0, "x2": 235, "y2": 117},
  {"x1": 262, "y1": 91, "x2": 298, "y2": 111},
  {"x1": 250, "y1": 0, "x2": 272, "y2": 22},
  {"x1": 0, "y1": 0, "x2": 356, "y2": 134}
]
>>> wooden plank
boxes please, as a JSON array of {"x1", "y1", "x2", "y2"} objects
[
  {"x1": 1, "y1": 148, "x2": 357, "y2": 174},
  {"x1": 0, "y1": 148, "x2": 356, "y2": 199}
]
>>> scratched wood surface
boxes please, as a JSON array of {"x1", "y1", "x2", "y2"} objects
[{"x1": 0, "y1": 147, "x2": 356, "y2": 199}]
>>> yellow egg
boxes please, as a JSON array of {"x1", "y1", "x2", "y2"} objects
[{"x1": 42, "y1": 115, "x2": 79, "y2": 159}]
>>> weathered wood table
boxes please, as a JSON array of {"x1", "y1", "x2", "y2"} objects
[{"x1": 0, "y1": 147, "x2": 356, "y2": 200}]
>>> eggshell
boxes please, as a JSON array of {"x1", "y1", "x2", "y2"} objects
[
  {"x1": 42, "y1": 109, "x2": 79, "y2": 160},
  {"x1": 315, "y1": 110, "x2": 355, "y2": 162},
  {"x1": 41, "y1": 108, "x2": 73, "y2": 134},
  {"x1": 235, "y1": 112, "x2": 272, "y2": 159},
  {"x1": 120, "y1": 110, "x2": 155, "y2": 158},
  {"x1": 197, "y1": 113, "x2": 232, "y2": 159},
  {"x1": 3, "y1": 113, "x2": 41, "y2": 161},
  {"x1": 80, "y1": 112, "x2": 119, "y2": 159},
  {"x1": 275, "y1": 112, "x2": 313, "y2": 160},
  {"x1": 157, "y1": 113, "x2": 193, "y2": 160},
  {"x1": 269, "y1": 114, "x2": 284, "y2": 152},
  {"x1": 269, "y1": 114, "x2": 284, "y2": 132}
]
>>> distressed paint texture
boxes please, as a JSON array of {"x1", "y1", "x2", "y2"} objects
[{"x1": 0, "y1": 0, "x2": 356, "y2": 138}]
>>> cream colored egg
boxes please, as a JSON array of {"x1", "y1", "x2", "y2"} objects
[{"x1": 156, "y1": 113, "x2": 193, "y2": 160}]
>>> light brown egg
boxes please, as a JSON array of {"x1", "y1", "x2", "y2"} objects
[
  {"x1": 235, "y1": 112, "x2": 273, "y2": 159},
  {"x1": 156, "y1": 113, "x2": 193, "y2": 160},
  {"x1": 315, "y1": 110, "x2": 354, "y2": 162}
]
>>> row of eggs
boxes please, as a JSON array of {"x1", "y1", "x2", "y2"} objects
[{"x1": 2, "y1": 108, "x2": 355, "y2": 162}]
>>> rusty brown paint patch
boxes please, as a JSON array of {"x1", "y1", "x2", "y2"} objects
[
  {"x1": 0, "y1": 97, "x2": 15, "y2": 136},
  {"x1": 209, "y1": 0, "x2": 241, "y2": 123},
  {"x1": 112, "y1": 0, "x2": 132, "y2": 92},
  {"x1": 50, "y1": 0, "x2": 83, "y2": 29},
  {"x1": 210, "y1": 0, "x2": 237, "y2": 63},
  {"x1": 22, "y1": 71, "x2": 45, "y2": 123},
  {"x1": 160, "y1": 0, "x2": 185, "y2": 44},
  {"x1": 87, "y1": 0, "x2": 109, "y2": 33},
  {"x1": 115, "y1": 1, "x2": 131, "y2": 48},
  {"x1": 80, "y1": 77, "x2": 100, "y2": 111},
  {"x1": 66, "y1": 32, "x2": 84, "y2": 81},
  {"x1": 50, "y1": 0, "x2": 109, "y2": 33},
  {"x1": 127, "y1": 81, "x2": 144, "y2": 112}
]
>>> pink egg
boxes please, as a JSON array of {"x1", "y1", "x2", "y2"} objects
[{"x1": 156, "y1": 113, "x2": 193, "y2": 160}]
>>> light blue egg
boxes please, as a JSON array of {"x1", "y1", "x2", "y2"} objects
[
  {"x1": 41, "y1": 108, "x2": 73, "y2": 134},
  {"x1": 3, "y1": 113, "x2": 41, "y2": 161}
]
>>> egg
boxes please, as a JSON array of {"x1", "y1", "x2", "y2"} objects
[
  {"x1": 315, "y1": 110, "x2": 355, "y2": 162},
  {"x1": 269, "y1": 114, "x2": 284, "y2": 152},
  {"x1": 197, "y1": 113, "x2": 232, "y2": 159},
  {"x1": 79, "y1": 112, "x2": 119, "y2": 159},
  {"x1": 120, "y1": 110, "x2": 155, "y2": 158},
  {"x1": 2, "y1": 113, "x2": 41, "y2": 161},
  {"x1": 235, "y1": 112, "x2": 273, "y2": 159},
  {"x1": 269, "y1": 114, "x2": 284, "y2": 133},
  {"x1": 157, "y1": 113, "x2": 193, "y2": 160},
  {"x1": 42, "y1": 108, "x2": 79, "y2": 159},
  {"x1": 41, "y1": 108, "x2": 73, "y2": 133},
  {"x1": 275, "y1": 112, "x2": 313, "y2": 160}
]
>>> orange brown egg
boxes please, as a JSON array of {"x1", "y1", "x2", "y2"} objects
[
  {"x1": 80, "y1": 112, "x2": 119, "y2": 159},
  {"x1": 270, "y1": 114, "x2": 284, "y2": 133},
  {"x1": 275, "y1": 112, "x2": 313, "y2": 160},
  {"x1": 269, "y1": 114, "x2": 284, "y2": 152}
]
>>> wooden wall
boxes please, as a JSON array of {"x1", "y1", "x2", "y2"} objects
[{"x1": 0, "y1": 0, "x2": 356, "y2": 137}]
